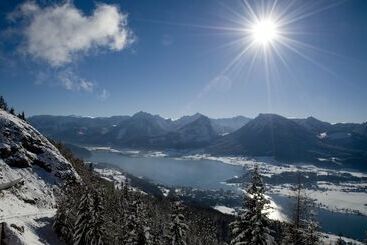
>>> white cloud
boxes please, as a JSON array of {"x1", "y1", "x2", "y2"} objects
[
  {"x1": 12, "y1": 2, "x2": 133, "y2": 66},
  {"x1": 58, "y1": 69, "x2": 94, "y2": 92}
]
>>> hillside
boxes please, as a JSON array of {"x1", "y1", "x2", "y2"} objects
[
  {"x1": 208, "y1": 113, "x2": 321, "y2": 161},
  {"x1": 208, "y1": 114, "x2": 367, "y2": 169},
  {"x1": 0, "y1": 110, "x2": 77, "y2": 244}
]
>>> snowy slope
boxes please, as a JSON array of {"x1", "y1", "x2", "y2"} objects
[{"x1": 0, "y1": 110, "x2": 77, "y2": 244}]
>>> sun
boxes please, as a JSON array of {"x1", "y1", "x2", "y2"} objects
[{"x1": 250, "y1": 18, "x2": 279, "y2": 46}]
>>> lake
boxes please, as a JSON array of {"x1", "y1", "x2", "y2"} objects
[
  {"x1": 87, "y1": 151, "x2": 243, "y2": 190},
  {"x1": 87, "y1": 150, "x2": 367, "y2": 241}
]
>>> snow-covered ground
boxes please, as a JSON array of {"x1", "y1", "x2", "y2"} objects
[
  {"x1": 321, "y1": 233, "x2": 363, "y2": 245},
  {"x1": 94, "y1": 167, "x2": 127, "y2": 188},
  {"x1": 213, "y1": 205, "x2": 235, "y2": 215},
  {"x1": 271, "y1": 183, "x2": 367, "y2": 216},
  {"x1": 0, "y1": 110, "x2": 77, "y2": 244}
]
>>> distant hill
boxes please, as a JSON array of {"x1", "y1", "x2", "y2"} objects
[
  {"x1": 292, "y1": 116, "x2": 332, "y2": 134},
  {"x1": 28, "y1": 114, "x2": 130, "y2": 144},
  {"x1": 208, "y1": 114, "x2": 321, "y2": 161},
  {"x1": 29, "y1": 112, "x2": 367, "y2": 170},
  {"x1": 151, "y1": 115, "x2": 218, "y2": 149},
  {"x1": 208, "y1": 114, "x2": 367, "y2": 170},
  {"x1": 28, "y1": 112, "x2": 248, "y2": 149},
  {"x1": 211, "y1": 116, "x2": 251, "y2": 135}
]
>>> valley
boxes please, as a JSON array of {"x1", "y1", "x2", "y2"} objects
[{"x1": 80, "y1": 146, "x2": 367, "y2": 240}]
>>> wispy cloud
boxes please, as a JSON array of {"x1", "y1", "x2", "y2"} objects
[
  {"x1": 10, "y1": 2, "x2": 134, "y2": 67},
  {"x1": 57, "y1": 69, "x2": 94, "y2": 92}
]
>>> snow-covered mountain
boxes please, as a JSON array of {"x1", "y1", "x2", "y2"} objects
[
  {"x1": 28, "y1": 112, "x2": 367, "y2": 169},
  {"x1": 0, "y1": 109, "x2": 77, "y2": 244},
  {"x1": 28, "y1": 112, "x2": 251, "y2": 144},
  {"x1": 208, "y1": 113, "x2": 320, "y2": 161},
  {"x1": 208, "y1": 113, "x2": 367, "y2": 170}
]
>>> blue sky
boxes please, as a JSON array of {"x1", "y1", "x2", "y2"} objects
[{"x1": 0, "y1": 0, "x2": 366, "y2": 123}]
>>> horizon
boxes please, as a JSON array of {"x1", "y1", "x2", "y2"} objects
[
  {"x1": 1, "y1": 0, "x2": 367, "y2": 123},
  {"x1": 27, "y1": 110, "x2": 365, "y2": 124}
]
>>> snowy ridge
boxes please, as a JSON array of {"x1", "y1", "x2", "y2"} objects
[{"x1": 0, "y1": 109, "x2": 78, "y2": 244}]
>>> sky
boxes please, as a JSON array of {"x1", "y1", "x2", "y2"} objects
[{"x1": 0, "y1": 0, "x2": 366, "y2": 123}]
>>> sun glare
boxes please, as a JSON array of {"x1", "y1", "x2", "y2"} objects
[{"x1": 250, "y1": 18, "x2": 279, "y2": 46}]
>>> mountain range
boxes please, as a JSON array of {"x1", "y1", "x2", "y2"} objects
[{"x1": 28, "y1": 112, "x2": 367, "y2": 170}]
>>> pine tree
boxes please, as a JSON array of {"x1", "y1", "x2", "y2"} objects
[
  {"x1": 86, "y1": 191, "x2": 105, "y2": 245},
  {"x1": 9, "y1": 107, "x2": 15, "y2": 115},
  {"x1": 17, "y1": 111, "x2": 26, "y2": 120},
  {"x1": 137, "y1": 201, "x2": 153, "y2": 245},
  {"x1": 73, "y1": 189, "x2": 92, "y2": 245},
  {"x1": 124, "y1": 199, "x2": 141, "y2": 245},
  {"x1": 0, "y1": 96, "x2": 8, "y2": 111},
  {"x1": 283, "y1": 172, "x2": 320, "y2": 245},
  {"x1": 166, "y1": 201, "x2": 189, "y2": 245},
  {"x1": 230, "y1": 165, "x2": 274, "y2": 245},
  {"x1": 336, "y1": 236, "x2": 346, "y2": 245},
  {"x1": 304, "y1": 219, "x2": 320, "y2": 245}
]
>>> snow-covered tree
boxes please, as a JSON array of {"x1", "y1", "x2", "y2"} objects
[
  {"x1": 86, "y1": 191, "x2": 105, "y2": 245},
  {"x1": 73, "y1": 190, "x2": 92, "y2": 245},
  {"x1": 336, "y1": 236, "x2": 346, "y2": 245},
  {"x1": 283, "y1": 172, "x2": 320, "y2": 245},
  {"x1": 124, "y1": 199, "x2": 142, "y2": 245},
  {"x1": 166, "y1": 201, "x2": 189, "y2": 245},
  {"x1": 230, "y1": 165, "x2": 274, "y2": 245},
  {"x1": 303, "y1": 219, "x2": 320, "y2": 245}
]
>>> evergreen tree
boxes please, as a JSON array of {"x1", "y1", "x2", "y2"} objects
[
  {"x1": 304, "y1": 219, "x2": 320, "y2": 245},
  {"x1": 230, "y1": 165, "x2": 274, "y2": 245},
  {"x1": 0, "y1": 95, "x2": 8, "y2": 111},
  {"x1": 17, "y1": 111, "x2": 26, "y2": 120},
  {"x1": 166, "y1": 201, "x2": 189, "y2": 245},
  {"x1": 86, "y1": 191, "x2": 105, "y2": 245},
  {"x1": 124, "y1": 199, "x2": 141, "y2": 245},
  {"x1": 73, "y1": 189, "x2": 92, "y2": 245},
  {"x1": 283, "y1": 172, "x2": 320, "y2": 245},
  {"x1": 137, "y1": 201, "x2": 154, "y2": 245},
  {"x1": 336, "y1": 236, "x2": 346, "y2": 245}
]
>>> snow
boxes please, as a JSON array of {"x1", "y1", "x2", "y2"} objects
[
  {"x1": 317, "y1": 132, "x2": 327, "y2": 139},
  {"x1": 271, "y1": 184, "x2": 367, "y2": 215},
  {"x1": 94, "y1": 167, "x2": 127, "y2": 188},
  {"x1": 321, "y1": 233, "x2": 363, "y2": 245},
  {"x1": 0, "y1": 110, "x2": 78, "y2": 244},
  {"x1": 213, "y1": 205, "x2": 235, "y2": 215},
  {"x1": 264, "y1": 195, "x2": 288, "y2": 222},
  {"x1": 86, "y1": 146, "x2": 124, "y2": 153},
  {"x1": 158, "y1": 186, "x2": 170, "y2": 197}
]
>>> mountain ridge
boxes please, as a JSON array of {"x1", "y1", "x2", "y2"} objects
[{"x1": 28, "y1": 112, "x2": 367, "y2": 169}]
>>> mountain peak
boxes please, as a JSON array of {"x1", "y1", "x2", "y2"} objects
[{"x1": 132, "y1": 111, "x2": 152, "y2": 118}]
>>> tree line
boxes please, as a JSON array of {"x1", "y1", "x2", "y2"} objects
[{"x1": 0, "y1": 95, "x2": 26, "y2": 120}]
